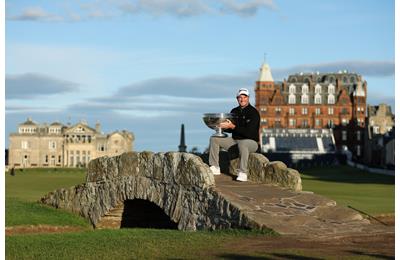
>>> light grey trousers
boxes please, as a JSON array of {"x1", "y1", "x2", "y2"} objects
[{"x1": 208, "y1": 137, "x2": 258, "y2": 173}]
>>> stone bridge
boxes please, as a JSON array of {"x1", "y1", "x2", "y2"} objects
[{"x1": 41, "y1": 152, "x2": 392, "y2": 238}]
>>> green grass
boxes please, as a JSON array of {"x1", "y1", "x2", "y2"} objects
[
  {"x1": 5, "y1": 228, "x2": 274, "y2": 260},
  {"x1": 5, "y1": 168, "x2": 90, "y2": 228},
  {"x1": 301, "y1": 165, "x2": 395, "y2": 215},
  {"x1": 6, "y1": 197, "x2": 90, "y2": 227},
  {"x1": 6, "y1": 168, "x2": 86, "y2": 201}
]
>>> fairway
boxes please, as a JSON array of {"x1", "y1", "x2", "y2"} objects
[
  {"x1": 301, "y1": 165, "x2": 394, "y2": 215},
  {"x1": 6, "y1": 168, "x2": 90, "y2": 228},
  {"x1": 6, "y1": 168, "x2": 86, "y2": 201}
]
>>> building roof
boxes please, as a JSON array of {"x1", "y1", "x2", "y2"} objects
[
  {"x1": 50, "y1": 121, "x2": 64, "y2": 126},
  {"x1": 258, "y1": 62, "x2": 274, "y2": 82},
  {"x1": 19, "y1": 117, "x2": 38, "y2": 126}
]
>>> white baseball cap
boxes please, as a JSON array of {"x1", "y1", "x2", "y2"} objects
[{"x1": 236, "y1": 88, "x2": 250, "y2": 97}]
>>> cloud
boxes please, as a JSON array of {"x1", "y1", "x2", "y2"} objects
[
  {"x1": 7, "y1": 6, "x2": 64, "y2": 22},
  {"x1": 272, "y1": 60, "x2": 394, "y2": 80},
  {"x1": 116, "y1": 73, "x2": 256, "y2": 98},
  {"x1": 5, "y1": 104, "x2": 63, "y2": 114},
  {"x1": 117, "y1": 0, "x2": 212, "y2": 17},
  {"x1": 7, "y1": 0, "x2": 278, "y2": 22},
  {"x1": 219, "y1": 0, "x2": 277, "y2": 16},
  {"x1": 6, "y1": 73, "x2": 80, "y2": 99}
]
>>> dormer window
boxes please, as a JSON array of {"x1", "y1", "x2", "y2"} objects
[
  {"x1": 301, "y1": 84, "x2": 309, "y2": 94},
  {"x1": 289, "y1": 84, "x2": 296, "y2": 94},
  {"x1": 314, "y1": 84, "x2": 321, "y2": 94},
  {"x1": 328, "y1": 84, "x2": 335, "y2": 94}
]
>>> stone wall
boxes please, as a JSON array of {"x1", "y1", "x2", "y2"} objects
[
  {"x1": 230, "y1": 153, "x2": 302, "y2": 191},
  {"x1": 41, "y1": 152, "x2": 266, "y2": 231}
]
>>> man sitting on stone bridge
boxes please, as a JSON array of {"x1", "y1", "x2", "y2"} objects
[{"x1": 208, "y1": 88, "x2": 260, "y2": 182}]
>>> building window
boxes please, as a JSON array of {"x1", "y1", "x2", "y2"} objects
[
  {"x1": 328, "y1": 107, "x2": 334, "y2": 115},
  {"x1": 357, "y1": 118, "x2": 364, "y2": 126},
  {"x1": 260, "y1": 107, "x2": 267, "y2": 112},
  {"x1": 301, "y1": 94, "x2": 309, "y2": 104},
  {"x1": 289, "y1": 107, "x2": 295, "y2": 115},
  {"x1": 49, "y1": 141, "x2": 56, "y2": 149},
  {"x1": 314, "y1": 95, "x2": 322, "y2": 104},
  {"x1": 328, "y1": 120, "x2": 334, "y2": 128},
  {"x1": 301, "y1": 84, "x2": 309, "y2": 94},
  {"x1": 289, "y1": 118, "x2": 296, "y2": 127},
  {"x1": 356, "y1": 145, "x2": 361, "y2": 156},
  {"x1": 76, "y1": 151, "x2": 80, "y2": 166},
  {"x1": 275, "y1": 107, "x2": 281, "y2": 114},
  {"x1": 21, "y1": 141, "x2": 29, "y2": 149},
  {"x1": 58, "y1": 156, "x2": 61, "y2": 163},
  {"x1": 328, "y1": 84, "x2": 335, "y2": 94},
  {"x1": 261, "y1": 118, "x2": 267, "y2": 124},
  {"x1": 314, "y1": 84, "x2": 321, "y2": 94},
  {"x1": 327, "y1": 94, "x2": 335, "y2": 104},
  {"x1": 98, "y1": 144, "x2": 105, "y2": 151},
  {"x1": 301, "y1": 107, "x2": 308, "y2": 115},
  {"x1": 45, "y1": 155, "x2": 48, "y2": 163},
  {"x1": 315, "y1": 108, "x2": 321, "y2": 115},
  {"x1": 315, "y1": 119, "x2": 321, "y2": 126},
  {"x1": 341, "y1": 118, "x2": 348, "y2": 126},
  {"x1": 357, "y1": 131, "x2": 361, "y2": 141},
  {"x1": 289, "y1": 84, "x2": 296, "y2": 94},
  {"x1": 288, "y1": 94, "x2": 296, "y2": 104},
  {"x1": 82, "y1": 151, "x2": 86, "y2": 165},
  {"x1": 342, "y1": 130, "x2": 347, "y2": 141},
  {"x1": 302, "y1": 120, "x2": 308, "y2": 128},
  {"x1": 69, "y1": 151, "x2": 74, "y2": 167}
]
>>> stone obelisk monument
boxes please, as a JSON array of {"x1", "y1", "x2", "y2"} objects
[{"x1": 178, "y1": 124, "x2": 187, "y2": 152}]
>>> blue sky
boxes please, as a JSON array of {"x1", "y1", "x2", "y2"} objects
[{"x1": 5, "y1": 0, "x2": 395, "y2": 152}]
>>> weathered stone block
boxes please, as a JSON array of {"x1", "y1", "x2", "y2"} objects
[{"x1": 229, "y1": 153, "x2": 302, "y2": 191}]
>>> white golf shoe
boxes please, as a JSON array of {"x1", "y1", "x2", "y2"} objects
[
  {"x1": 236, "y1": 172, "x2": 248, "y2": 182},
  {"x1": 209, "y1": 166, "x2": 221, "y2": 175}
]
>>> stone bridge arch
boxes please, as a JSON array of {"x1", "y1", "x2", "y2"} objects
[{"x1": 41, "y1": 152, "x2": 267, "y2": 231}]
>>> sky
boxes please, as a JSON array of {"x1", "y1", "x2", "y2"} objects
[{"x1": 4, "y1": 0, "x2": 395, "y2": 153}]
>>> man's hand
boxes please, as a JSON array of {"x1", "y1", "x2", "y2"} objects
[{"x1": 219, "y1": 119, "x2": 235, "y2": 129}]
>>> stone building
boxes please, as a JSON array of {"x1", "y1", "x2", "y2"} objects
[
  {"x1": 363, "y1": 104, "x2": 395, "y2": 168},
  {"x1": 8, "y1": 118, "x2": 134, "y2": 168},
  {"x1": 255, "y1": 61, "x2": 367, "y2": 161}
]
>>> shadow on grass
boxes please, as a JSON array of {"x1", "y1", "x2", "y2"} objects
[
  {"x1": 301, "y1": 166, "x2": 394, "y2": 185},
  {"x1": 347, "y1": 251, "x2": 394, "y2": 260},
  {"x1": 216, "y1": 253, "x2": 323, "y2": 260}
]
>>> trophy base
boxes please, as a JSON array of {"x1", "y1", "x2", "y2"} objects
[{"x1": 212, "y1": 132, "x2": 228, "y2": 138}]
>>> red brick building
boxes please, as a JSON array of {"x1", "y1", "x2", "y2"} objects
[{"x1": 255, "y1": 62, "x2": 367, "y2": 160}]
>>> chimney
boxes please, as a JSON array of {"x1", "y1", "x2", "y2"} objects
[
  {"x1": 95, "y1": 121, "x2": 101, "y2": 133},
  {"x1": 178, "y1": 124, "x2": 187, "y2": 152}
]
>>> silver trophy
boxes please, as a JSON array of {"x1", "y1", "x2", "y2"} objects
[{"x1": 203, "y1": 113, "x2": 236, "y2": 137}]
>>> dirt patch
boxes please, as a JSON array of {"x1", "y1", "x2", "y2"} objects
[
  {"x1": 217, "y1": 216, "x2": 395, "y2": 259},
  {"x1": 372, "y1": 213, "x2": 395, "y2": 226},
  {"x1": 5, "y1": 225, "x2": 90, "y2": 236},
  {"x1": 218, "y1": 232, "x2": 394, "y2": 259}
]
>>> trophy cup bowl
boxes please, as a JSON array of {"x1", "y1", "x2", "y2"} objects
[{"x1": 203, "y1": 113, "x2": 236, "y2": 137}]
